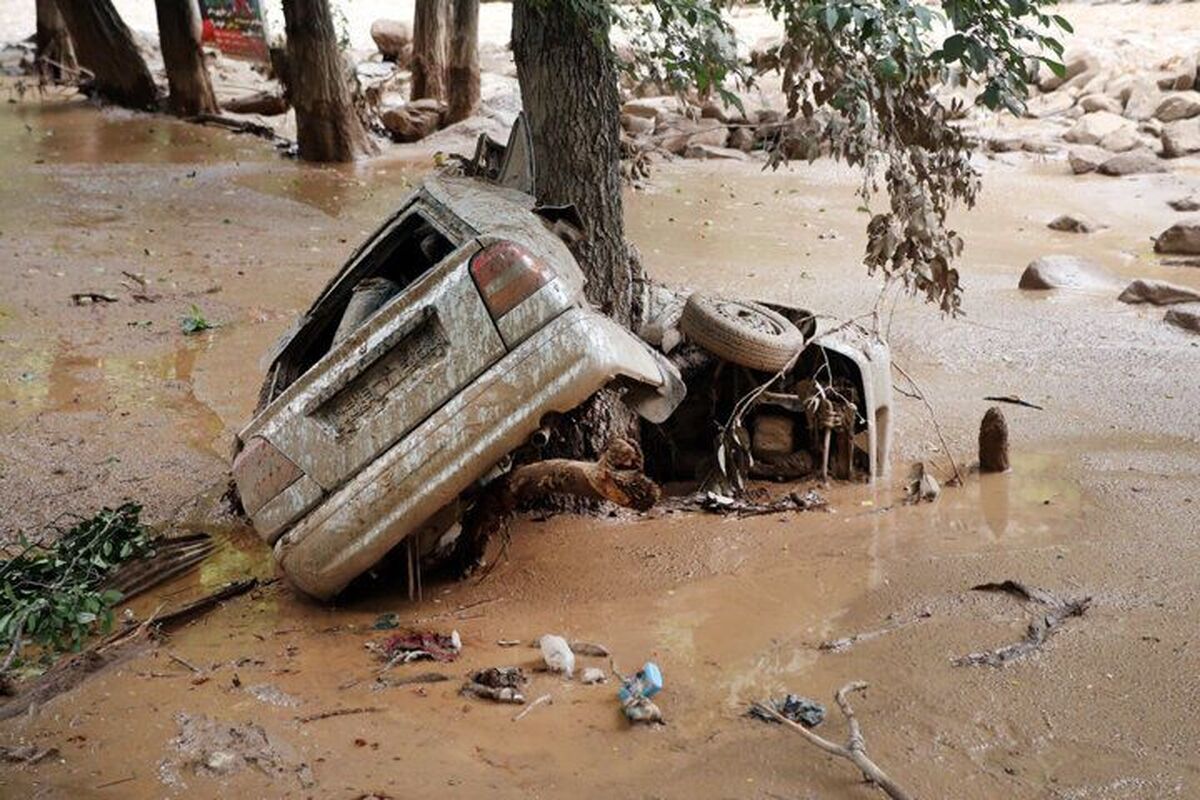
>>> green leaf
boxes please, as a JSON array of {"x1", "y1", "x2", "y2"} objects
[{"x1": 1051, "y1": 14, "x2": 1074, "y2": 33}]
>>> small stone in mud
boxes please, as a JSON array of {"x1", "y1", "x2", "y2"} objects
[
  {"x1": 1047, "y1": 213, "x2": 1101, "y2": 234},
  {"x1": 979, "y1": 407, "x2": 1010, "y2": 474},
  {"x1": 1168, "y1": 195, "x2": 1200, "y2": 212},
  {"x1": 1165, "y1": 308, "x2": 1200, "y2": 335},
  {"x1": 1154, "y1": 218, "x2": 1200, "y2": 255}
]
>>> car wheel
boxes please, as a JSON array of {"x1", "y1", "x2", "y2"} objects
[{"x1": 679, "y1": 293, "x2": 805, "y2": 372}]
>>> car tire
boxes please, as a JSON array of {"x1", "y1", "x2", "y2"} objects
[{"x1": 679, "y1": 293, "x2": 805, "y2": 372}]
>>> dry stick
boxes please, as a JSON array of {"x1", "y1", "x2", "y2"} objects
[
  {"x1": 296, "y1": 706, "x2": 382, "y2": 724},
  {"x1": 512, "y1": 693, "x2": 552, "y2": 722},
  {"x1": 755, "y1": 682, "x2": 915, "y2": 800},
  {"x1": 890, "y1": 361, "x2": 964, "y2": 486},
  {"x1": 167, "y1": 652, "x2": 200, "y2": 673}
]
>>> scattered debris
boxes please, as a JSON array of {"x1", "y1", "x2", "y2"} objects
[
  {"x1": 749, "y1": 694, "x2": 826, "y2": 727},
  {"x1": 684, "y1": 488, "x2": 827, "y2": 517},
  {"x1": 160, "y1": 712, "x2": 313, "y2": 788},
  {"x1": 904, "y1": 462, "x2": 940, "y2": 504},
  {"x1": 70, "y1": 291, "x2": 118, "y2": 305},
  {"x1": 580, "y1": 667, "x2": 607, "y2": 685},
  {"x1": 461, "y1": 667, "x2": 527, "y2": 704},
  {"x1": 979, "y1": 407, "x2": 1011, "y2": 474},
  {"x1": 954, "y1": 581, "x2": 1091, "y2": 667},
  {"x1": 512, "y1": 693, "x2": 553, "y2": 722},
  {"x1": 374, "y1": 671, "x2": 449, "y2": 689},
  {"x1": 983, "y1": 395, "x2": 1044, "y2": 411},
  {"x1": 103, "y1": 532, "x2": 215, "y2": 603},
  {"x1": 752, "y1": 682, "x2": 914, "y2": 800},
  {"x1": 496, "y1": 639, "x2": 521, "y2": 647},
  {"x1": 0, "y1": 743, "x2": 59, "y2": 764},
  {"x1": 539, "y1": 634, "x2": 575, "y2": 678},
  {"x1": 296, "y1": 706, "x2": 382, "y2": 724},
  {"x1": 180, "y1": 304, "x2": 215, "y2": 335},
  {"x1": 246, "y1": 683, "x2": 300, "y2": 708},
  {"x1": 374, "y1": 630, "x2": 461, "y2": 670},
  {"x1": 617, "y1": 662, "x2": 664, "y2": 725},
  {"x1": 372, "y1": 613, "x2": 401, "y2": 630}
]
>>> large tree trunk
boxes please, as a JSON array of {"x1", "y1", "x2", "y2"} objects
[
  {"x1": 35, "y1": 0, "x2": 76, "y2": 82},
  {"x1": 512, "y1": 2, "x2": 642, "y2": 459},
  {"x1": 155, "y1": 0, "x2": 218, "y2": 116},
  {"x1": 445, "y1": 0, "x2": 480, "y2": 123},
  {"x1": 281, "y1": 0, "x2": 377, "y2": 163},
  {"x1": 55, "y1": 0, "x2": 157, "y2": 109},
  {"x1": 411, "y1": 0, "x2": 451, "y2": 102}
]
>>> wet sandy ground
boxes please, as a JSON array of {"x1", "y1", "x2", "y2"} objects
[{"x1": 3, "y1": 13, "x2": 1200, "y2": 800}]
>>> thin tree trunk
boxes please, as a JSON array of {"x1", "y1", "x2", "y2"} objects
[
  {"x1": 446, "y1": 0, "x2": 480, "y2": 123},
  {"x1": 512, "y1": 2, "x2": 642, "y2": 458},
  {"x1": 281, "y1": 0, "x2": 377, "y2": 163},
  {"x1": 411, "y1": 0, "x2": 451, "y2": 103},
  {"x1": 155, "y1": 0, "x2": 218, "y2": 116},
  {"x1": 55, "y1": 0, "x2": 158, "y2": 109},
  {"x1": 35, "y1": 0, "x2": 76, "y2": 82}
]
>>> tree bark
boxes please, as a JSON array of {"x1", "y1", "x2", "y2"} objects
[
  {"x1": 55, "y1": 0, "x2": 158, "y2": 109},
  {"x1": 155, "y1": 0, "x2": 218, "y2": 116},
  {"x1": 446, "y1": 0, "x2": 480, "y2": 123},
  {"x1": 411, "y1": 0, "x2": 451, "y2": 103},
  {"x1": 281, "y1": 0, "x2": 377, "y2": 163},
  {"x1": 512, "y1": 2, "x2": 642, "y2": 458},
  {"x1": 35, "y1": 0, "x2": 76, "y2": 82}
]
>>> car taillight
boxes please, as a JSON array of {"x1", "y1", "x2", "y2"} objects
[
  {"x1": 233, "y1": 436, "x2": 303, "y2": 515},
  {"x1": 469, "y1": 240, "x2": 553, "y2": 319}
]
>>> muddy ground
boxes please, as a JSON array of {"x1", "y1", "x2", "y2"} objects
[{"x1": 3, "y1": 3, "x2": 1200, "y2": 799}]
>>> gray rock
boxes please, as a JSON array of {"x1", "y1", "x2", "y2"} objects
[
  {"x1": 380, "y1": 103, "x2": 442, "y2": 142},
  {"x1": 1027, "y1": 91, "x2": 1076, "y2": 119},
  {"x1": 1161, "y1": 118, "x2": 1200, "y2": 158},
  {"x1": 623, "y1": 96, "x2": 690, "y2": 123},
  {"x1": 1155, "y1": 54, "x2": 1198, "y2": 91},
  {"x1": 1079, "y1": 93, "x2": 1121, "y2": 114},
  {"x1": 1154, "y1": 218, "x2": 1200, "y2": 255},
  {"x1": 1168, "y1": 195, "x2": 1200, "y2": 212},
  {"x1": 728, "y1": 126, "x2": 755, "y2": 152},
  {"x1": 1018, "y1": 255, "x2": 1114, "y2": 290},
  {"x1": 1165, "y1": 308, "x2": 1200, "y2": 334},
  {"x1": 1097, "y1": 150, "x2": 1168, "y2": 176},
  {"x1": 684, "y1": 143, "x2": 747, "y2": 160},
  {"x1": 621, "y1": 113, "x2": 655, "y2": 135},
  {"x1": 370, "y1": 19, "x2": 411, "y2": 63},
  {"x1": 1039, "y1": 50, "x2": 1098, "y2": 92},
  {"x1": 1067, "y1": 145, "x2": 1109, "y2": 174},
  {"x1": 1153, "y1": 91, "x2": 1200, "y2": 123},
  {"x1": 1063, "y1": 111, "x2": 1132, "y2": 146},
  {"x1": 222, "y1": 91, "x2": 288, "y2": 116},
  {"x1": 1123, "y1": 79, "x2": 1162, "y2": 122},
  {"x1": 1098, "y1": 126, "x2": 1147, "y2": 153},
  {"x1": 1047, "y1": 213, "x2": 1101, "y2": 234},
  {"x1": 1118, "y1": 279, "x2": 1200, "y2": 305}
]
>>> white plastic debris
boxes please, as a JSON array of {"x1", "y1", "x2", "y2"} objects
[
  {"x1": 580, "y1": 667, "x2": 606, "y2": 685},
  {"x1": 539, "y1": 634, "x2": 575, "y2": 679}
]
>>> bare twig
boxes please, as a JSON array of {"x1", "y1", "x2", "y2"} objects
[
  {"x1": 512, "y1": 693, "x2": 552, "y2": 722},
  {"x1": 296, "y1": 706, "x2": 382, "y2": 724},
  {"x1": 955, "y1": 581, "x2": 1091, "y2": 667},
  {"x1": 167, "y1": 652, "x2": 200, "y2": 673},
  {"x1": 891, "y1": 361, "x2": 963, "y2": 486},
  {"x1": 752, "y1": 681, "x2": 914, "y2": 800}
]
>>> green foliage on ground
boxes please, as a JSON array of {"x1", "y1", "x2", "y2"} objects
[{"x1": 0, "y1": 503, "x2": 152, "y2": 666}]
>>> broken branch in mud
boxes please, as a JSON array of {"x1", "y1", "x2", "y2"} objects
[
  {"x1": 186, "y1": 113, "x2": 286, "y2": 143},
  {"x1": 983, "y1": 395, "x2": 1044, "y2": 411},
  {"x1": 954, "y1": 580, "x2": 1091, "y2": 667},
  {"x1": 452, "y1": 438, "x2": 659, "y2": 574},
  {"x1": 752, "y1": 681, "x2": 914, "y2": 800},
  {"x1": 819, "y1": 609, "x2": 933, "y2": 653},
  {"x1": 296, "y1": 706, "x2": 383, "y2": 724}
]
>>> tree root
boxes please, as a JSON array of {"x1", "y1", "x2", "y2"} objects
[
  {"x1": 752, "y1": 681, "x2": 914, "y2": 800},
  {"x1": 954, "y1": 581, "x2": 1091, "y2": 667}
]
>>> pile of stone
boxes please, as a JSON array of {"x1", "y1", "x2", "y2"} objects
[{"x1": 619, "y1": 95, "x2": 805, "y2": 161}]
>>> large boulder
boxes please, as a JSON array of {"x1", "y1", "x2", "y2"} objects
[
  {"x1": 1123, "y1": 80, "x2": 1162, "y2": 122},
  {"x1": 657, "y1": 117, "x2": 707, "y2": 155},
  {"x1": 1079, "y1": 93, "x2": 1121, "y2": 114},
  {"x1": 1154, "y1": 218, "x2": 1200, "y2": 255},
  {"x1": 684, "y1": 143, "x2": 748, "y2": 161},
  {"x1": 620, "y1": 113, "x2": 655, "y2": 136},
  {"x1": 1063, "y1": 111, "x2": 1132, "y2": 146},
  {"x1": 370, "y1": 19, "x2": 411, "y2": 63},
  {"x1": 1165, "y1": 308, "x2": 1200, "y2": 334},
  {"x1": 222, "y1": 91, "x2": 288, "y2": 116},
  {"x1": 1118, "y1": 279, "x2": 1200, "y2": 305},
  {"x1": 728, "y1": 126, "x2": 755, "y2": 152},
  {"x1": 1161, "y1": 118, "x2": 1200, "y2": 158},
  {"x1": 1098, "y1": 126, "x2": 1149, "y2": 153},
  {"x1": 1155, "y1": 54, "x2": 1198, "y2": 91},
  {"x1": 1018, "y1": 255, "x2": 1114, "y2": 290},
  {"x1": 1039, "y1": 50, "x2": 1098, "y2": 92},
  {"x1": 1047, "y1": 213, "x2": 1101, "y2": 234},
  {"x1": 380, "y1": 101, "x2": 443, "y2": 142},
  {"x1": 1067, "y1": 145, "x2": 1109, "y2": 174},
  {"x1": 1097, "y1": 150, "x2": 1168, "y2": 176},
  {"x1": 1153, "y1": 91, "x2": 1200, "y2": 123},
  {"x1": 623, "y1": 96, "x2": 691, "y2": 123}
]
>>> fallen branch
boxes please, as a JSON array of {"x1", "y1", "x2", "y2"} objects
[
  {"x1": 512, "y1": 693, "x2": 552, "y2": 722},
  {"x1": 891, "y1": 362, "x2": 963, "y2": 487},
  {"x1": 296, "y1": 706, "x2": 382, "y2": 724},
  {"x1": 954, "y1": 581, "x2": 1091, "y2": 667},
  {"x1": 819, "y1": 610, "x2": 932, "y2": 653},
  {"x1": 983, "y1": 395, "x2": 1044, "y2": 411},
  {"x1": 186, "y1": 113, "x2": 284, "y2": 142},
  {"x1": 752, "y1": 681, "x2": 914, "y2": 800}
]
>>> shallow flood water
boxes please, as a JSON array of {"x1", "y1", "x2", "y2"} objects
[{"x1": 1, "y1": 85, "x2": 1200, "y2": 799}]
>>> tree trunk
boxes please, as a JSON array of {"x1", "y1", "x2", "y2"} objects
[
  {"x1": 411, "y1": 0, "x2": 451, "y2": 103},
  {"x1": 512, "y1": 2, "x2": 642, "y2": 459},
  {"x1": 155, "y1": 0, "x2": 218, "y2": 116},
  {"x1": 35, "y1": 0, "x2": 76, "y2": 82},
  {"x1": 55, "y1": 0, "x2": 157, "y2": 109},
  {"x1": 445, "y1": 0, "x2": 480, "y2": 123},
  {"x1": 281, "y1": 0, "x2": 377, "y2": 163}
]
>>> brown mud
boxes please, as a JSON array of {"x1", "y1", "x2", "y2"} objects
[{"x1": 2, "y1": 5, "x2": 1200, "y2": 797}]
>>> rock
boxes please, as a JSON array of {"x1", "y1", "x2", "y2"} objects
[
  {"x1": 657, "y1": 117, "x2": 705, "y2": 155},
  {"x1": 1063, "y1": 111, "x2": 1132, "y2": 146},
  {"x1": 380, "y1": 103, "x2": 442, "y2": 142},
  {"x1": 370, "y1": 19, "x2": 411, "y2": 63},
  {"x1": 1047, "y1": 213, "x2": 1100, "y2": 234},
  {"x1": 684, "y1": 143, "x2": 747, "y2": 160},
  {"x1": 1165, "y1": 308, "x2": 1200, "y2": 334},
  {"x1": 1067, "y1": 145, "x2": 1109, "y2": 174},
  {"x1": 1154, "y1": 91, "x2": 1200, "y2": 123},
  {"x1": 620, "y1": 113, "x2": 654, "y2": 136},
  {"x1": 1079, "y1": 93, "x2": 1121, "y2": 114},
  {"x1": 1155, "y1": 54, "x2": 1198, "y2": 91},
  {"x1": 1139, "y1": 118, "x2": 1164, "y2": 138},
  {"x1": 580, "y1": 667, "x2": 607, "y2": 685},
  {"x1": 1161, "y1": 118, "x2": 1200, "y2": 158},
  {"x1": 700, "y1": 100, "x2": 730, "y2": 124},
  {"x1": 1154, "y1": 218, "x2": 1200, "y2": 255},
  {"x1": 1168, "y1": 195, "x2": 1200, "y2": 212},
  {"x1": 1097, "y1": 126, "x2": 1146, "y2": 153},
  {"x1": 979, "y1": 407, "x2": 1010, "y2": 474},
  {"x1": 1097, "y1": 150, "x2": 1168, "y2": 176},
  {"x1": 1118, "y1": 279, "x2": 1200, "y2": 306},
  {"x1": 1123, "y1": 80, "x2": 1162, "y2": 122},
  {"x1": 222, "y1": 91, "x2": 288, "y2": 116},
  {"x1": 748, "y1": 36, "x2": 781, "y2": 72},
  {"x1": 1026, "y1": 92, "x2": 1076, "y2": 119},
  {"x1": 1039, "y1": 50, "x2": 1097, "y2": 92},
  {"x1": 623, "y1": 96, "x2": 689, "y2": 123},
  {"x1": 1019, "y1": 255, "x2": 1113, "y2": 290},
  {"x1": 686, "y1": 126, "x2": 729, "y2": 149},
  {"x1": 728, "y1": 126, "x2": 755, "y2": 152}
]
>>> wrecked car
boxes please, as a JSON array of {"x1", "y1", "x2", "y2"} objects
[{"x1": 233, "y1": 116, "x2": 892, "y2": 600}]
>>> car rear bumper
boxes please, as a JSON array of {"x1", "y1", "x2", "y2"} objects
[{"x1": 270, "y1": 307, "x2": 680, "y2": 599}]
